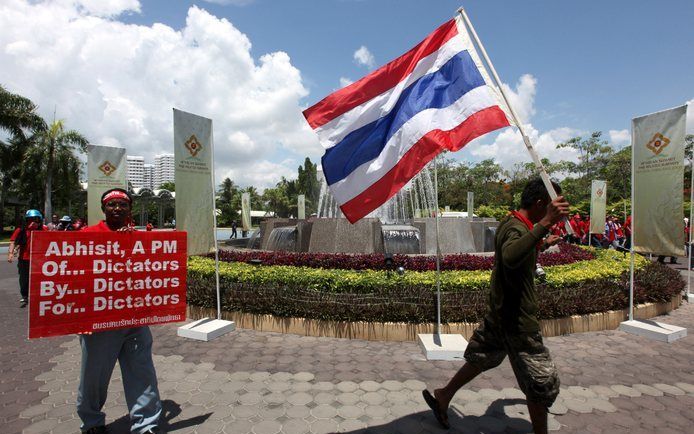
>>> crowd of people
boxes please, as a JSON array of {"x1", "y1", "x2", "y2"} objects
[
  {"x1": 548, "y1": 213, "x2": 633, "y2": 250},
  {"x1": 7, "y1": 211, "x2": 87, "y2": 308}
]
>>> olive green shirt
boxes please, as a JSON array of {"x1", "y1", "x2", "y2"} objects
[{"x1": 485, "y1": 215, "x2": 549, "y2": 333}]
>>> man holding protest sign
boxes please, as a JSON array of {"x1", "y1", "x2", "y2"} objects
[{"x1": 77, "y1": 188, "x2": 162, "y2": 434}]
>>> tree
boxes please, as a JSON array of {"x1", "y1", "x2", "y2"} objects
[
  {"x1": 0, "y1": 86, "x2": 45, "y2": 229},
  {"x1": 296, "y1": 157, "x2": 320, "y2": 214},
  {"x1": 30, "y1": 120, "x2": 88, "y2": 218},
  {"x1": 556, "y1": 131, "x2": 614, "y2": 203},
  {"x1": 216, "y1": 178, "x2": 239, "y2": 226},
  {"x1": 158, "y1": 181, "x2": 175, "y2": 192},
  {"x1": 262, "y1": 177, "x2": 299, "y2": 218},
  {"x1": 603, "y1": 146, "x2": 631, "y2": 203},
  {"x1": 0, "y1": 85, "x2": 45, "y2": 139},
  {"x1": 557, "y1": 132, "x2": 612, "y2": 179}
]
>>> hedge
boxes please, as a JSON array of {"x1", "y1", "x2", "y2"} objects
[
  {"x1": 185, "y1": 249, "x2": 683, "y2": 324},
  {"x1": 213, "y1": 242, "x2": 594, "y2": 272}
]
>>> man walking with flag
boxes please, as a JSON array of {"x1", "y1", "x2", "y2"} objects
[{"x1": 423, "y1": 178, "x2": 568, "y2": 433}]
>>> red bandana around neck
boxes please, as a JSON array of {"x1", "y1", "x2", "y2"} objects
[
  {"x1": 510, "y1": 210, "x2": 543, "y2": 251},
  {"x1": 510, "y1": 210, "x2": 534, "y2": 230}
]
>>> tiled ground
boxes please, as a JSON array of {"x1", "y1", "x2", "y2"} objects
[{"x1": 1, "y1": 260, "x2": 693, "y2": 433}]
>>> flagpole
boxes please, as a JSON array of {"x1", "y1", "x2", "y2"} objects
[
  {"x1": 457, "y1": 7, "x2": 573, "y2": 236},
  {"x1": 434, "y1": 155, "x2": 442, "y2": 337}
]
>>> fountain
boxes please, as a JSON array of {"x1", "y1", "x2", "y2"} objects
[
  {"x1": 382, "y1": 225, "x2": 421, "y2": 254},
  {"x1": 266, "y1": 226, "x2": 297, "y2": 252},
  {"x1": 247, "y1": 161, "x2": 498, "y2": 254},
  {"x1": 246, "y1": 229, "x2": 263, "y2": 249}
]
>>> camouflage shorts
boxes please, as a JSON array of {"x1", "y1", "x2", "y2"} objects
[{"x1": 464, "y1": 320, "x2": 560, "y2": 407}]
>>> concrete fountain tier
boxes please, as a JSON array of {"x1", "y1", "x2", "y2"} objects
[{"x1": 252, "y1": 217, "x2": 499, "y2": 254}]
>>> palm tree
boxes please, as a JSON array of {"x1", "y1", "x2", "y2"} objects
[
  {"x1": 0, "y1": 85, "x2": 45, "y2": 229},
  {"x1": 29, "y1": 120, "x2": 88, "y2": 218},
  {"x1": 0, "y1": 85, "x2": 45, "y2": 138}
]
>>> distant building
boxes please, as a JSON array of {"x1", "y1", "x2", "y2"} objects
[
  {"x1": 154, "y1": 153, "x2": 174, "y2": 188},
  {"x1": 126, "y1": 156, "x2": 145, "y2": 189},
  {"x1": 143, "y1": 163, "x2": 154, "y2": 190}
]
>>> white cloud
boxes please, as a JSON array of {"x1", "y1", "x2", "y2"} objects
[
  {"x1": 608, "y1": 129, "x2": 630, "y2": 146},
  {"x1": 339, "y1": 77, "x2": 354, "y2": 88},
  {"x1": 462, "y1": 73, "x2": 583, "y2": 172},
  {"x1": 221, "y1": 159, "x2": 296, "y2": 191},
  {"x1": 353, "y1": 45, "x2": 375, "y2": 69},
  {"x1": 0, "y1": 0, "x2": 321, "y2": 189},
  {"x1": 500, "y1": 74, "x2": 536, "y2": 124},
  {"x1": 467, "y1": 124, "x2": 582, "y2": 170}
]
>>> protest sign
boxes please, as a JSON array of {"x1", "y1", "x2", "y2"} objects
[{"x1": 29, "y1": 231, "x2": 187, "y2": 339}]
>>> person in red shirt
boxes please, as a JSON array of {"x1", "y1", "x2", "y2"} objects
[
  {"x1": 77, "y1": 188, "x2": 162, "y2": 434},
  {"x1": 581, "y1": 216, "x2": 590, "y2": 244},
  {"x1": 568, "y1": 213, "x2": 583, "y2": 244},
  {"x1": 7, "y1": 209, "x2": 47, "y2": 307}
]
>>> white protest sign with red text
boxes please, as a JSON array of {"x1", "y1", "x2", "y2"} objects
[{"x1": 29, "y1": 231, "x2": 187, "y2": 338}]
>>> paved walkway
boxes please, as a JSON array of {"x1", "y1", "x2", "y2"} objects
[{"x1": 1, "y1": 260, "x2": 693, "y2": 434}]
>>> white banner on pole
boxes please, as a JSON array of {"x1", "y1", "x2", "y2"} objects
[
  {"x1": 632, "y1": 105, "x2": 687, "y2": 256},
  {"x1": 589, "y1": 180, "x2": 607, "y2": 234},
  {"x1": 467, "y1": 191, "x2": 474, "y2": 220},
  {"x1": 173, "y1": 108, "x2": 215, "y2": 256},
  {"x1": 87, "y1": 145, "x2": 127, "y2": 225},
  {"x1": 297, "y1": 194, "x2": 305, "y2": 220},
  {"x1": 241, "y1": 192, "x2": 251, "y2": 231}
]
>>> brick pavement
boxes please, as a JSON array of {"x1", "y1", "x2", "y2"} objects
[{"x1": 1, "y1": 260, "x2": 693, "y2": 433}]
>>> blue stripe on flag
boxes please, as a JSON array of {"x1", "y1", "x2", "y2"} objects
[{"x1": 322, "y1": 50, "x2": 485, "y2": 186}]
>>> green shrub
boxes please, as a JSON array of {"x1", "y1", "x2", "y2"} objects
[{"x1": 184, "y1": 249, "x2": 679, "y2": 324}]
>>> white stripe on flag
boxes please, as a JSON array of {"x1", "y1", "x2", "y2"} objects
[
  {"x1": 314, "y1": 35, "x2": 473, "y2": 149},
  {"x1": 329, "y1": 85, "x2": 498, "y2": 204}
]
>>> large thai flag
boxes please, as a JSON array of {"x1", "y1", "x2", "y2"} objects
[{"x1": 303, "y1": 17, "x2": 512, "y2": 223}]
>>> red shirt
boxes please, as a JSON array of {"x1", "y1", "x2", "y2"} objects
[
  {"x1": 81, "y1": 221, "x2": 114, "y2": 232},
  {"x1": 10, "y1": 225, "x2": 48, "y2": 261},
  {"x1": 570, "y1": 217, "x2": 583, "y2": 236}
]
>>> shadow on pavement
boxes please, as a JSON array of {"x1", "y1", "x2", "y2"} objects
[
  {"x1": 106, "y1": 400, "x2": 212, "y2": 433},
  {"x1": 341, "y1": 398, "x2": 533, "y2": 433}
]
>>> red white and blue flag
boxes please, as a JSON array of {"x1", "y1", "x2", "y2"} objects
[{"x1": 303, "y1": 17, "x2": 512, "y2": 223}]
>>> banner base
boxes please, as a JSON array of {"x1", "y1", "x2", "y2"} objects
[
  {"x1": 418, "y1": 333, "x2": 468, "y2": 361},
  {"x1": 687, "y1": 293, "x2": 694, "y2": 303},
  {"x1": 177, "y1": 318, "x2": 235, "y2": 341},
  {"x1": 619, "y1": 319, "x2": 687, "y2": 343}
]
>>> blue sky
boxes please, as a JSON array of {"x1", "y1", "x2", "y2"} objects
[
  {"x1": 125, "y1": 0, "x2": 694, "y2": 133},
  {"x1": 1, "y1": 0, "x2": 693, "y2": 188}
]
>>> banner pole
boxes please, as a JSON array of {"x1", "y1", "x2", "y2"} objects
[
  {"x1": 629, "y1": 124, "x2": 635, "y2": 321},
  {"x1": 457, "y1": 7, "x2": 572, "y2": 235},
  {"x1": 210, "y1": 124, "x2": 222, "y2": 320},
  {"x1": 434, "y1": 155, "x2": 442, "y2": 337},
  {"x1": 688, "y1": 157, "x2": 693, "y2": 299}
]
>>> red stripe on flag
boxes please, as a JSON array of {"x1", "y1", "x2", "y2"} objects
[
  {"x1": 340, "y1": 106, "x2": 509, "y2": 223},
  {"x1": 303, "y1": 20, "x2": 459, "y2": 130}
]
